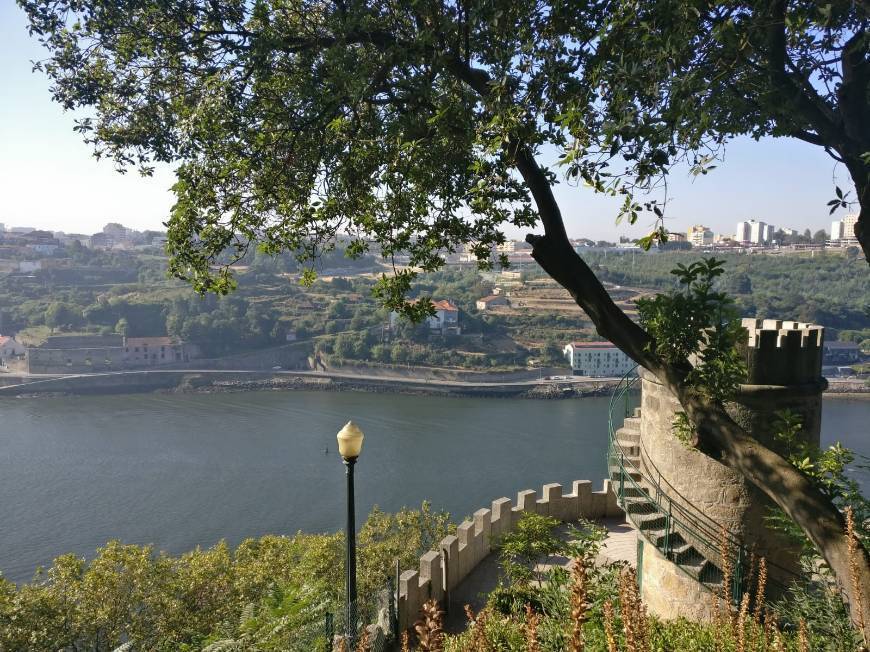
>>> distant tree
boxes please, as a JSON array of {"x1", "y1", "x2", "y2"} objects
[
  {"x1": 813, "y1": 229, "x2": 829, "y2": 243},
  {"x1": 326, "y1": 300, "x2": 350, "y2": 321},
  {"x1": 390, "y1": 344, "x2": 410, "y2": 365},
  {"x1": 333, "y1": 333, "x2": 356, "y2": 359},
  {"x1": 369, "y1": 344, "x2": 390, "y2": 363},
  {"x1": 541, "y1": 339, "x2": 565, "y2": 367},
  {"x1": 114, "y1": 317, "x2": 129, "y2": 336},
  {"x1": 44, "y1": 302, "x2": 82, "y2": 332},
  {"x1": 725, "y1": 273, "x2": 753, "y2": 295}
]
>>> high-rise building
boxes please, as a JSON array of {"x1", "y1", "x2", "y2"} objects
[
  {"x1": 749, "y1": 220, "x2": 766, "y2": 244},
  {"x1": 842, "y1": 214, "x2": 859, "y2": 239},
  {"x1": 830, "y1": 214, "x2": 859, "y2": 245},
  {"x1": 762, "y1": 223, "x2": 775, "y2": 243},
  {"x1": 687, "y1": 225, "x2": 714, "y2": 247},
  {"x1": 735, "y1": 221, "x2": 751, "y2": 242}
]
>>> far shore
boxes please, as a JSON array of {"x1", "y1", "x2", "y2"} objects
[
  {"x1": 0, "y1": 368, "x2": 624, "y2": 400},
  {"x1": 0, "y1": 367, "x2": 867, "y2": 401}
]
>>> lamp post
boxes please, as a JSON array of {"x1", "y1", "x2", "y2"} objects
[{"x1": 336, "y1": 421, "x2": 364, "y2": 647}]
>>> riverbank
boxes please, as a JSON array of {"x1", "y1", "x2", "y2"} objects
[
  {"x1": 1, "y1": 368, "x2": 866, "y2": 400},
  {"x1": 0, "y1": 369, "x2": 622, "y2": 400}
]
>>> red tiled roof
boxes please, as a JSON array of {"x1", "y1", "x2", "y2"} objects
[
  {"x1": 0, "y1": 336, "x2": 10, "y2": 346},
  {"x1": 431, "y1": 300, "x2": 458, "y2": 312},
  {"x1": 568, "y1": 341, "x2": 617, "y2": 349}
]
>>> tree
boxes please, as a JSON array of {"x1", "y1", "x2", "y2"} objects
[
  {"x1": 44, "y1": 302, "x2": 81, "y2": 332},
  {"x1": 19, "y1": 0, "x2": 870, "y2": 632},
  {"x1": 813, "y1": 229, "x2": 829, "y2": 243},
  {"x1": 541, "y1": 339, "x2": 565, "y2": 367}
]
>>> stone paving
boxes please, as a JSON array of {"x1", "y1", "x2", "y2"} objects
[{"x1": 443, "y1": 516, "x2": 636, "y2": 633}]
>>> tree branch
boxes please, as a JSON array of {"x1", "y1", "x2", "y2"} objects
[{"x1": 765, "y1": 1, "x2": 845, "y2": 146}]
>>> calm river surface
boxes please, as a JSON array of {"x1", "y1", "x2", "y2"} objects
[{"x1": 0, "y1": 391, "x2": 867, "y2": 584}]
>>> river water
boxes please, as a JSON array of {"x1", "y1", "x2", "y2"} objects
[{"x1": 0, "y1": 390, "x2": 867, "y2": 584}]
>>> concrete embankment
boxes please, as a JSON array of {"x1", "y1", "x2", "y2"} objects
[{"x1": 0, "y1": 370, "x2": 619, "y2": 399}]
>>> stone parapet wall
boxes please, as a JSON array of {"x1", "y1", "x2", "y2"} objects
[{"x1": 393, "y1": 479, "x2": 621, "y2": 633}]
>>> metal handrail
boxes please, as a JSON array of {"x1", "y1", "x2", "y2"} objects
[{"x1": 607, "y1": 368, "x2": 804, "y2": 601}]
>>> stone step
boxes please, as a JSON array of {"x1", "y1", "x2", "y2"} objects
[
  {"x1": 633, "y1": 407, "x2": 642, "y2": 418},
  {"x1": 616, "y1": 428, "x2": 640, "y2": 444},
  {"x1": 616, "y1": 443, "x2": 640, "y2": 457},
  {"x1": 672, "y1": 544, "x2": 706, "y2": 567},
  {"x1": 620, "y1": 417, "x2": 641, "y2": 432},
  {"x1": 648, "y1": 529, "x2": 686, "y2": 551},
  {"x1": 633, "y1": 511, "x2": 668, "y2": 532},
  {"x1": 610, "y1": 450, "x2": 641, "y2": 466},
  {"x1": 681, "y1": 558, "x2": 723, "y2": 586},
  {"x1": 620, "y1": 485, "x2": 650, "y2": 499},
  {"x1": 623, "y1": 498, "x2": 658, "y2": 516},
  {"x1": 609, "y1": 467, "x2": 642, "y2": 483}
]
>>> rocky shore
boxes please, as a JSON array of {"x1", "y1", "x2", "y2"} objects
[
  {"x1": 0, "y1": 368, "x2": 865, "y2": 400},
  {"x1": 175, "y1": 373, "x2": 621, "y2": 399}
]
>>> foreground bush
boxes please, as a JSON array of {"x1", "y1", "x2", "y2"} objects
[{"x1": 0, "y1": 503, "x2": 450, "y2": 652}]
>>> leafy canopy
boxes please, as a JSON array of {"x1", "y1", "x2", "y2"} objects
[
  {"x1": 20, "y1": 0, "x2": 869, "y2": 313},
  {"x1": 636, "y1": 258, "x2": 747, "y2": 401}
]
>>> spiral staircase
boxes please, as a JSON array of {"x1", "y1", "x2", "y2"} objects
[{"x1": 606, "y1": 371, "x2": 801, "y2": 603}]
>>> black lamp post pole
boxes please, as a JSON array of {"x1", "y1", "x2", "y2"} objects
[{"x1": 344, "y1": 456, "x2": 358, "y2": 647}]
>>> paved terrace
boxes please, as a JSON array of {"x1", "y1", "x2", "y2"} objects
[{"x1": 443, "y1": 516, "x2": 637, "y2": 633}]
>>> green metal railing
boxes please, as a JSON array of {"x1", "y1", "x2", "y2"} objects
[{"x1": 607, "y1": 368, "x2": 803, "y2": 605}]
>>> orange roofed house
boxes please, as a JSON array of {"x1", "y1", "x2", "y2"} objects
[{"x1": 389, "y1": 299, "x2": 461, "y2": 336}]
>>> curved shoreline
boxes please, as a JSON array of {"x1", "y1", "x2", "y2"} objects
[
  {"x1": 0, "y1": 368, "x2": 622, "y2": 400},
  {"x1": 0, "y1": 369, "x2": 865, "y2": 400}
]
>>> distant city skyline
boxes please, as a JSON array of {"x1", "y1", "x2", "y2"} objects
[{"x1": 0, "y1": 3, "x2": 859, "y2": 243}]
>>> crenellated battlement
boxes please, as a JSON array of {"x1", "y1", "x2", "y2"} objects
[
  {"x1": 392, "y1": 479, "x2": 621, "y2": 633},
  {"x1": 739, "y1": 318, "x2": 825, "y2": 385}
]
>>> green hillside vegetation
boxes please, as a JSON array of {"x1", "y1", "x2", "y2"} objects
[{"x1": 2, "y1": 248, "x2": 867, "y2": 371}]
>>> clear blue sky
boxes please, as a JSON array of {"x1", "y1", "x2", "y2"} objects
[{"x1": 0, "y1": 3, "x2": 856, "y2": 240}]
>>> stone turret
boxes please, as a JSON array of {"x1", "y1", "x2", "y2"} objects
[{"x1": 636, "y1": 319, "x2": 826, "y2": 620}]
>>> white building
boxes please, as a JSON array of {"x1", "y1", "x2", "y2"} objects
[
  {"x1": 0, "y1": 336, "x2": 26, "y2": 365},
  {"x1": 830, "y1": 214, "x2": 859, "y2": 245},
  {"x1": 475, "y1": 295, "x2": 508, "y2": 311},
  {"x1": 562, "y1": 342, "x2": 635, "y2": 377},
  {"x1": 735, "y1": 221, "x2": 751, "y2": 242},
  {"x1": 762, "y1": 223, "x2": 775, "y2": 243},
  {"x1": 687, "y1": 225, "x2": 713, "y2": 247},
  {"x1": 27, "y1": 243, "x2": 59, "y2": 255}
]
